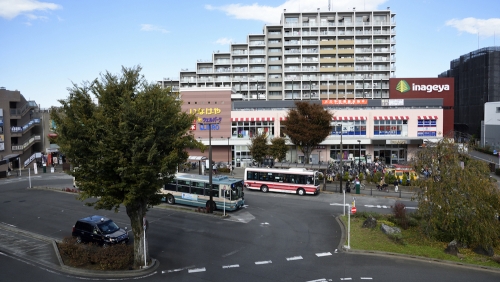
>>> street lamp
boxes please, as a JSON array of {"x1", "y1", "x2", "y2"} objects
[
  {"x1": 199, "y1": 120, "x2": 220, "y2": 213},
  {"x1": 357, "y1": 140, "x2": 361, "y2": 174},
  {"x1": 227, "y1": 137, "x2": 230, "y2": 165},
  {"x1": 339, "y1": 123, "x2": 345, "y2": 215}
]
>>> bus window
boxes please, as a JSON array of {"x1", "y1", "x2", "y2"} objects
[
  {"x1": 191, "y1": 181, "x2": 205, "y2": 195},
  {"x1": 165, "y1": 182, "x2": 176, "y2": 191},
  {"x1": 274, "y1": 173, "x2": 284, "y2": 182},
  {"x1": 284, "y1": 174, "x2": 295, "y2": 184},
  {"x1": 307, "y1": 176, "x2": 313, "y2": 184},
  {"x1": 297, "y1": 175, "x2": 306, "y2": 184},
  {"x1": 177, "y1": 180, "x2": 190, "y2": 193}
]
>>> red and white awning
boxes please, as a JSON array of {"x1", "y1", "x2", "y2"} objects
[
  {"x1": 331, "y1": 116, "x2": 366, "y2": 121},
  {"x1": 417, "y1": 116, "x2": 438, "y2": 120},
  {"x1": 231, "y1": 117, "x2": 275, "y2": 122},
  {"x1": 374, "y1": 116, "x2": 410, "y2": 120}
]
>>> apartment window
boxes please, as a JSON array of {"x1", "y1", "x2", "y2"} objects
[
  {"x1": 268, "y1": 57, "x2": 281, "y2": 62},
  {"x1": 268, "y1": 48, "x2": 281, "y2": 52},
  {"x1": 269, "y1": 82, "x2": 282, "y2": 87},
  {"x1": 268, "y1": 65, "x2": 282, "y2": 70},
  {"x1": 269, "y1": 91, "x2": 281, "y2": 96},
  {"x1": 496, "y1": 107, "x2": 500, "y2": 113},
  {"x1": 285, "y1": 17, "x2": 298, "y2": 23},
  {"x1": 268, "y1": 40, "x2": 280, "y2": 44}
]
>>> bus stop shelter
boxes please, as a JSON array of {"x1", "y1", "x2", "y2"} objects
[{"x1": 188, "y1": 156, "x2": 207, "y2": 175}]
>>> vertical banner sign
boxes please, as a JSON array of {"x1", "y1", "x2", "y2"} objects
[{"x1": 34, "y1": 163, "x2": 38, "y2": 174}]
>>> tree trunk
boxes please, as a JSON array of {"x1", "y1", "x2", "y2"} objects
[{"x1": 126, "y1": 201, "x2": 150, "y2": 268}]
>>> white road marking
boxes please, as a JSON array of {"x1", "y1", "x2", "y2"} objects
[
  {"x1": 306, "y1": 279, "x2": 328, "y2": 282},
  {"x1": 188, "y1": 267, "x2": 206, "y2": 273},
  {"x1": 382, "y1": 205, "x2": 388, "y2": 209},
  {"x1": 286, "y1": 256, "x2": 303, "y2": 261},
  {"x1": 222, "y1": 264, "x2": 239, "y2": 269},
  {"x1": 315, "y1": 252, "x2": 332, "y2": 257},
  {"x1": 360, "y1": 278, "x2": 373, "y2": 280},
  {"x1": 162, "y1": 265, "x2": 196, "y2": 273},
  {"x1": 340, "y1": 278, "x2": 352, "y2": 281},
  {"x1": 255, "y1": 260, "x2": 272, "y2": 265},
  {"x1": 376, "y1": 205, "x2": 381, "y2": 208}
]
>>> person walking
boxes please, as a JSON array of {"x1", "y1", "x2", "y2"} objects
[
  {"x1": 393, "y1": 178, "x2": 399, "y2": 193},
  {"x1": 229, "y1": 164, "x2": 233, "y2": 175},
  {"x1": 212, "y1": 163, "x2": 217, "y2": 175}
]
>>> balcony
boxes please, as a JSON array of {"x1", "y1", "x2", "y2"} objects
[
  {"x1": 12, "y1": 135, "x2": 41, "y2": 152},
  {"x1": 9, "y1": 101, "x2": 38, "y2": 119}
]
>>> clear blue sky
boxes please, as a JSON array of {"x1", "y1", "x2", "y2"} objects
[{"x1": 1, "y1": 0, "x2": 499, "y2": 108}]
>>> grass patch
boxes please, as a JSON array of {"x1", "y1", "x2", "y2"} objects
[{"x1": 342, "y1": 215, "x2": 500, "y2": 268}]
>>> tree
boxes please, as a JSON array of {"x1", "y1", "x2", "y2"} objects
[
  {"x1": 50, "y1": 66, "x2": 200, "y2": 268},
  {"x1": 247, "y1": 131, "x2": 268, "y2": 166},
  {"x1": 281, "y1": 101, "x2": 332, "y2": 164},
  {"x1": 269, "y1": 137, "x2": 288, "y2": 162},
  {"x1": 413, "y1": 138, "x2": 500, "y2": 248}
]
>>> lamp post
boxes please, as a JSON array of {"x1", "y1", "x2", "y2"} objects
[
  {"x1": 227, "y1": 137, "x2": 230, "y2": 165},
  {"x1": 309, "y1": 79, "x2": 312, "y2": 100},
  {"x1": 292, "y1": 79, "x2": 294, "y2": 100},
  {"x1": 357, "y1": 140, "x2": 361, "y2": 174},
  {"x1": 199, "y1": 121, "x2": 220, "y2": 213},
  {"x1": 339, "y1": 123, "x2": 344, "y2": 215}
]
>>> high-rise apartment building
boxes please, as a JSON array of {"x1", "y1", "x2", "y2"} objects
[{"x1": 162, "y1": 9, "x2": 396, "y2": 101}]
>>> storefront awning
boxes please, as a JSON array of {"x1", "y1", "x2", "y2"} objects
[
  {"x1": 188, "y1": 156, "x2": 207, "y2": 161},
  {"x1": 332, "y1": 116, "x2": 366, "y2": 121},
  {"x1": 374, "y1": 116, "x2": 410, "y2": 120},
  {"x1": 231, "y1": 117, "x2": 275, "y2": 122},
  {"x1": 0, "y1": 154, "x2": 20, "y2": 165},
  {"x1": 417, "y1": 116, "x2": 438, "y2": 120}
]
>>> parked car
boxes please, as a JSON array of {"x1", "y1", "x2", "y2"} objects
[{"x1": 72, "y1": 215, "x2": 129, "y2": 246}]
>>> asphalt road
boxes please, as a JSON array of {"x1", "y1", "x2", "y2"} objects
[{"x1": 0, "y1": 172, "x2": 499, "y2": 281}]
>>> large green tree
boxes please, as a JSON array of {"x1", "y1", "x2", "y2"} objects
[
  {"x1": 269, "y1": 137, "x2": 288, "y2": 162},
  {"x1": 247, "y1": 131, "x2": 268, "y2": 166},
  {"x1": 281, "y1": 101, "x2": 332, "y2": 164},
  {"x1": 51, "y1": 66, "x2": 200, "y2": 268},
  {"x1": 413, "y1": 138, "x2": 500, "y2": 248}
]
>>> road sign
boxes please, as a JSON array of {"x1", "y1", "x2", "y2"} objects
[{"x1": 351, "y1": 206, "x2": 357, "y2": 214}]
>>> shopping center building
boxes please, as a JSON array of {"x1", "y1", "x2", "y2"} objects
[
  {"x1": 181, "y1": 77, "x2": 453, "y2": 168},
  {"x1": 161, "y1": 9, "x2": 454, "y2": 167}
]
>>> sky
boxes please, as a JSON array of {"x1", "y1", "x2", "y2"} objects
[{"x1": 1, "y1": 0, "x2": 500, "y2": 108}]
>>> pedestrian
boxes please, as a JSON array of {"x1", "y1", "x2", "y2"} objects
[
  {"x1": 229, "y1": 164, "x2": 233, "y2": 175},
  {"x1": 212, "y1": 163, "x2": 217, "y2": 175},
  {"x1": 393, "y1": 179, "x2": 399, "y2": 193}
]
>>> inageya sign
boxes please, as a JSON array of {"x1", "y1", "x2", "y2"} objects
[{"x1": 395, "y1": 80, "x2": 450, "y2": 93}]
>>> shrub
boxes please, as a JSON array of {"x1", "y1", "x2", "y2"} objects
[
  {"x1": 393, "y1": 202, "x2": 409, "y2": 229},
  {"x1": 58, "y1": 236, "x2": 134, "y2": 270},
  {"x1": 218, "y1": 167, "x2": 230, "y2": 173}
]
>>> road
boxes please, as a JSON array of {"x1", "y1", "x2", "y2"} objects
[{"x1": 0, "y1": 172, "x2": 499, "y2": 281}]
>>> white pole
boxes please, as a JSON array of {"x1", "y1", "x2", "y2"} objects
[
  {"x1": 347, "y1": 204, "x2": 351, "y2": 249},
  {"x1": 28, "y1": 168, "x2": 31, "y2": 188},
  {"x1": 18, "y1": 157, "x2": 21, "y2": 176},
  {"x1": 343, "y1": 188, "x2": 346, "y2": 216},
  {"x1": 143, "y1": 217, "x2": 146, "y2": 267},
  {"x1": 223, "y1": 188, "x2": 226, "y2": 217}
]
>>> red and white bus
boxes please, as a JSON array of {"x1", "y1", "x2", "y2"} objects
[{"x1": 244, "y1": 167, "x2": 321, "y2": 196}]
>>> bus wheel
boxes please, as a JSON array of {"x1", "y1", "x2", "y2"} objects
[
  {"x1": 297, "y1": 188, "x2": 305, "y2": 196},
  {"x1": 166, "y1": 194, "x2": 175, "y2": 204},
  {"x1": 261, "y1": 185, "x2": 269, "y2": 193}
]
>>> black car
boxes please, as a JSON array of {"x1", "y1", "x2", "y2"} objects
[{"x1": 72, "y1": 215, "x2": 129, "y2": 246}]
